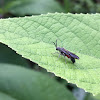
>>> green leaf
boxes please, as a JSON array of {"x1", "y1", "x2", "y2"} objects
[
  {"x1": 95, "y1": 94, "x2": 100, "y2": 100},
  {"x1": 0, "y1": 92, "x2": 16, "y2": 100},
  {"x1": 0, "y1": 0, "x2": 64, "y2": 15},
  {"x1": 0, "y1": 13, "x2": 100, "y2": 95},
  {"x1": 85, "y1": 93, "x2": 97, "y2": 100},
  {"x1": 0, "y1": 43, "x2": 29, "y2": 67},
  {"x1": 0, "y1": 63, "x2": 76, "y2": 100}
]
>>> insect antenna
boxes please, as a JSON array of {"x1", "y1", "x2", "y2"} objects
[
  {"x1": 56, "y1": 40, "x2": 57, "y2": 47},
  {"x1": 53, "y1": 40, "x2": 57, "y2": 48}
]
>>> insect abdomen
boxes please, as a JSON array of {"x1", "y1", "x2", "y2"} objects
[{"x1": 70, "y1": 57, "x2": 75, "y2": 63}]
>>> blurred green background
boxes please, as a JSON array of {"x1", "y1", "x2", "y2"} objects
[{"x1": 0, "y1": 0, "x2": 100, "y2": 100}]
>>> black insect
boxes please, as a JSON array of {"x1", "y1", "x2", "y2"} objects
[{"x1": 53, "y1": 40, "x2": 79, "y2": 63}]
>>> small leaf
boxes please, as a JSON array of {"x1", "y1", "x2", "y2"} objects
[
  {"x1": 0, "y1": 63, "x2": 76, "y2": 100},
  {"x1": 0, "y1": 92, "x2": 16, "y2": 100},
  {"x1": 0, "y1": 0, "x2": 64, "y2": 15},
  {"x1": 0, "y1": 43, "x2": 29, "y2": 67},
  {"x1": 0, "y1": 13, "x2": 100, "y2": 95}
]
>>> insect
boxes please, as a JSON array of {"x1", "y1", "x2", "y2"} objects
[{"x1": 53, "y1": 40, "x2": 79, "y2": 63}]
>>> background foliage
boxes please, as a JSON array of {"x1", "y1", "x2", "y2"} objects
[{"x1": 0, "y1": 0, "x2": 100, "y2": 100}]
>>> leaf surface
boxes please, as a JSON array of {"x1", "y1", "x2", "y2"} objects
[
  {"x1": 0, "y1": 63, "x2": 75, "y2": 100},
  {"x1": 0, "y1": 13, "x2": 100, "y2": 95}
]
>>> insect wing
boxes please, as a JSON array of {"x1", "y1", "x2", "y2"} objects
[
  {"x1": 65, "y1": 50, "x2": 79, "y2": 59},
  {"x1": 61, "y1": 48, "x2": 69, "y2": 55},
  {"x1": 62, "y1": 48, "x2": 70, "y2": 58}
]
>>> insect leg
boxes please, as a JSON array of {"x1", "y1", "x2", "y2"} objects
[
  {"x1": 56, "y1": 53, "x2": 61, "y2": 61},
  {"x1": 52, "y1": 52, "x2": 59, "y2": 55},
  {"x1": 61, "y1": 53, "x2": 67, "y2": 63},
  {"x1": 52, "y1": 52, "x2": 61, "y2": 61},
  {"x1": 58, "y1": 53, "x2": 61, "y2": 58},
  {"x1": 63, "y1": 54, "x2": 67, "y2": 63}
]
